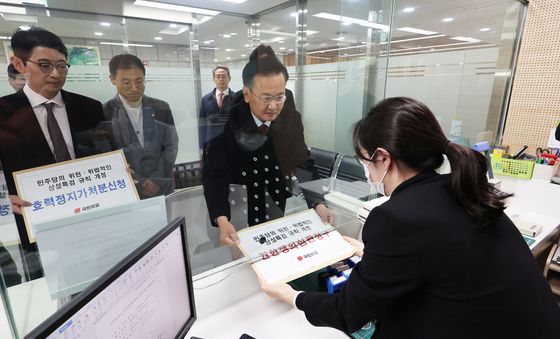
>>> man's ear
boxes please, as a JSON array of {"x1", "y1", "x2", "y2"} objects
[
  {"x1": 10, "y1": 56, "x2": 26, "y2": 74},
  {"x1": 109, "y1": 74, "x2": 117, "y2": 86},
  {"x1": 243, "y1": 86, "x2": 250, "y2": 103}
]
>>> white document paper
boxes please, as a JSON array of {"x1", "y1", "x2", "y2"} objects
[
  {"x1": 13, "y1": 150, "x2": 139, "y2": 242},
  {"x1": 237, "y1": 209, "x2": 355, "y2": 285}
]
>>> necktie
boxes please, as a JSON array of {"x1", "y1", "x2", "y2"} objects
[
  {"x1": 218, "y1": 92, "x2": 223, "y2": 111},
  {"x1": 258, "y1": 124, "x2": 269, "y2": 135},
  {"x1": 42, "y1": 102, "x2": 71, "y2": 162}
]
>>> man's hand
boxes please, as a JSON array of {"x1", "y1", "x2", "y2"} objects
[
  {"x1": 141, "y1": 179, "x2": 160, "y2": 197},
  {"x1": 259, "y1": 276, "x2": 298, "y2": 306},
  {"x1": 9, "y1": 195, "x2": 31, "y2": 215},
  {"x1": 314, "y1": 203, "x2": 334, "y2": 224},
  {"x1": 342, "y1": 236, "x2": 364, "y2": 257},
  {"x1": 217, "y1": 216, "x2": 240, "y2": 246}
]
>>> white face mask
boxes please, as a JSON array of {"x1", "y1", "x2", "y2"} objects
[{"x1": 361, "y1": 152, "x2": 389, "y2": 196}]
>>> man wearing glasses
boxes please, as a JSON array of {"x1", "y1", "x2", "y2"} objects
[
  {"x1": 0, "y1": 27, "x2": 105, "y2": 277},
  {"x1": 104, "y1": 54, "x2": 178, "y2": 199},
  {"x1": 198, "y1": 66, "x2": 235, "y2": 156},
  {"x1": 203, "y1": 45, "x2": 332, "y2": 246}
]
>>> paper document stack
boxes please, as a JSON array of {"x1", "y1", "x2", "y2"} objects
[{"x1": 236, "y1": 209, "x2": 355, "y2": 285}]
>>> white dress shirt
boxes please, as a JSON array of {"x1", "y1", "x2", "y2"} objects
[
  {"x1": 119, "y1": 94, "x2": 144, "y2": 147},
  {"x1": 23, "y1": 84, "x2": 75, "y2": 159},
  {"x1": 251, "y1": 112, "x2": 272, "y2": 128}
]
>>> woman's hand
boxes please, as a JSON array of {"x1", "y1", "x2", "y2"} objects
[
  {"x1": 343, "y1": 236, "x2": 364, "y2": 257},
  {"x1": 259, "y1": 277, "x2": 299, "y2": 306},
  {"x1": 314, "y1": 203, "x2": 334, "y2": 224}
]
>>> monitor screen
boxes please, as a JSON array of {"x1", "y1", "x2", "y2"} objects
[{"x1": 25, "y1": 217, "x2": 196, "y2": 339}]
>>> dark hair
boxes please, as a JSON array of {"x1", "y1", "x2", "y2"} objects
[
  {"x1": 353, "y1": 97, "x2": 511, "y2": 224},
  {"x1": 11, "y1": 27, "x2": 68, "y2": 59},
  {"x1": 7, "y1": 64, "x2": 20, "y2": 79},
  {"x1": 109, "y1": 53, "x2": 145, "y2": 76},
  {"x1": 242, "y1": 44, "x2": 288, "y2": 87},
  {"x1": 212, "y1": 66, "x2": 230, "y2": 77}
]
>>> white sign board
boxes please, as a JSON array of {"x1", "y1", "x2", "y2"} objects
[
  {"x1": 13, "y1": 150, "x2": 138, "y2": 242},
  {"x1": 237, "y1": 209, "x2": 355, "y2": 285},
  {"x1": 0, "y1": 171, "x2": 19, "y2": 246}
]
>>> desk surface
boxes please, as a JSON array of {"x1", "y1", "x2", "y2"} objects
[{"x1": 189, "y1": 261, "x2": 348, "y2": 339}]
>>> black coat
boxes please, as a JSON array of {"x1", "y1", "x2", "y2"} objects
[
  {"x1": 296, "y1": 172, "x2": 560, "y2": 338},
  {"x1": 0, "y1": 90, "x2": 105, "y2": 248},
  {"x1": 202, "y1": 92, "x2": 311, "y2": 226}
]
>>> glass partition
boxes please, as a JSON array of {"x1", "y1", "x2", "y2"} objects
[{"x1": 0, "y1": 0, "x2": 526, "y2": 337}]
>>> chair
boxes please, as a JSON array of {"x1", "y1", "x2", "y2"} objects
[{"x1": 309, "y1": 147, "x2": 338, "y2": 178}]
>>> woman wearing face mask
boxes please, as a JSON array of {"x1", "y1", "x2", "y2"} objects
[{"x1": 260, "y1": 97, "x2": 560, "y2": 338}]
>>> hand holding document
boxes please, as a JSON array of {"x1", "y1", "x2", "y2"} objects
[{"x1": 236, "y1": 209, "x2": 355, "y2": 285}]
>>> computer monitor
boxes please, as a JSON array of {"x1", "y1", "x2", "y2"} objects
[{"x1": 25, "y1": 217, "x2": 196, "y2": 339}]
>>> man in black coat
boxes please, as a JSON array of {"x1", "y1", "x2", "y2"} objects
[
  {"x1": 202, "y1": 45, "x2": 333, "y2": 246},
  {"x1": 0, "y1": 27, "x2": 106, "y2": 279}
]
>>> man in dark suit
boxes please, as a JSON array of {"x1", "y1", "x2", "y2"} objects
[
  {"x1": 0, "y1": 27, "x2": 105, "y2": 278},
  {"x1": 104, "y1": 54, "x2": 178, "y2": 198},
  {"x1": 202, "y1": 45, "x2": 332, "y2": 246},
  {"x1": 198, "y1": 66, "x2": 235, "y2": 154}
]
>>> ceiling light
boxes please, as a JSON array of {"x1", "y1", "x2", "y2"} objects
[
  {"x1": 221, "y1": 0, "x2": 247, "y2": 3},
  {"x1": 100, "y1": 42, "x2": 153, "y2": 47},
  {"x1": 133, "y1": 1, "x2": 220, "y2": 16},
  {"x1": 278, "y1": 40, "x2": 284, "y2": 44},
  {"x1": 203, "y1": 40, "x2": 215, "y2": 44},
  {"x1": 442, "y1": 17, "x2": 454, "y2": 22},
  {"x1": 159, "y1": 25, "x2": 189, "y2": 35},
  {"x1": 403, "y1": 7, "x2": 415, "y2": 13},
  {"x1": 100, "y1": 22, "x2": 111, "y2": 26},
  {"x1": 342, "y1": 21, "x2": 352, "y2": 26},
  {"x1": 480, "y1": 27, "x2": 490, "y2": 32},
  {"x1": 313, "y1": 12, "x2": 389, "y2": 31},
  {"x1": 451, "y1": 36, "x2": 481, "y2": 43},
  {"x1": 260, "y1": 29, "x2": 318, "y2": 37},
  {"x1": 154, "y1": 36, "x2": 162, "y2": 40},
  {"x1": 0, "y1": 13, "x2": 37, "y2": 23},
  {"x1": 222, "y1": 34, "x2": 231, "y2": 38},
  {"x1": 94, "y1": 32, "x2": 103, "y2": 36},
  {"x1": 226, "y1": 57, "x2": 231, "y2": 60},
  {"x1": 214, "y1": 59, "x2": 218, "y2": 62},
  {"x1": 290, "y1": 12, "x2": 297, "y2": 17},
  {"x1": 169, "y1": 23, "x2": 177, "y2": 28},
  {"x1": 230, "y1": 33, "x2": 237, "y2": 36},
  {"x1": 397, "y1": 27, "x2": 438, "y2": 35},
  {"x1": 0, "y1": 5, "x2": 26, "y2": 15},
  {"x1": 225, "y1": 48, "x2": 235, "y2": 52},
  {"x1": 333, "y1": 37, "x2": 345, "y2": 41},
  {"x1": 19, "y1": 25, "x2": 31, "y2": 31},
  {"x1": 241, "y1": 54, "x2": 246, "y2": 57},
  {"x1": 279, "y1": 47, "x2": 285, "y2": 50}
]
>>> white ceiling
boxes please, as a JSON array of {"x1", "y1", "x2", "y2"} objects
[{"x1": 0, "y1": 0, "x2": 525, "y2": 62}]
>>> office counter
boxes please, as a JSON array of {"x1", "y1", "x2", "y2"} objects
[
  {"x1": 189, "y1": 261, "x2": 348, "y2": 339},
  {"x1": 1, "y1": 176, "x2": 559, "y2": 338}
]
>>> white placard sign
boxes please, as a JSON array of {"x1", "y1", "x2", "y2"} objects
[
  {"x1": 13, "y1": 150, "x2": 139, "y2": 242},
  {"x1": 0, "y1": 170, "x2": 20, "y2": 246},
  {"x1": 237, "y1": 209, "x2": 355, "y2": 285},
  {"x1": 0, "y1": 170, "x2": 12, "y2": 225}
]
